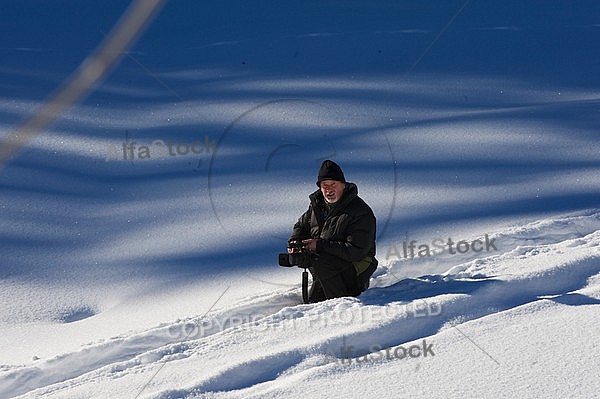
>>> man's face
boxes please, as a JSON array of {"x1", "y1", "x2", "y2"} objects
[{"x1": 320, "y1": 180, "x2": 345, "y2": 204}]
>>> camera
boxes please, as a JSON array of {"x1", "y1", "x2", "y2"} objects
[{"x1": 278, "y1": 240, "x2": 312, "y2": 268}]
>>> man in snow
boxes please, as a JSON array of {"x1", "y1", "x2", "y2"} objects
[{"x1": 288, "y1": 160, "x2": 378, "y2": 303}]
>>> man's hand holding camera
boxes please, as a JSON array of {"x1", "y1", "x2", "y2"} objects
[
  {"x1": 287, "y1": 239, "x2": 318, "y2": 253},
  {"x1": 301, "y1": 239, "x2": 318, "y2": 252}
]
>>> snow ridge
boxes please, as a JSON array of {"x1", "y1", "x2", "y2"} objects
[{"x1": 2, "y1": 212, "x2": 599, "y2": 398}]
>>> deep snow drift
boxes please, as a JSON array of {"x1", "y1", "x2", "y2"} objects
[
  {"x1": 1, "y1": 212, "x2": 599, "y2": 398},
  {"x1": 1, "y1": 1, "x2": 599, "y2": 398}
]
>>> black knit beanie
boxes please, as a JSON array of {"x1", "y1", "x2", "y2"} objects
[{"x1": 316, "y1": 160, "x2": 346, "y2": 187}]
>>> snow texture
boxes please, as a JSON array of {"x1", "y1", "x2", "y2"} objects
[{"x1": 0, "y1": 1, "x2": 599, "y2": 398}]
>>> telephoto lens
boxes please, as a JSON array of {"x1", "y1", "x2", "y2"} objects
[{"x1": 278, "y1": 253, "x2": 295, "y2": 267}]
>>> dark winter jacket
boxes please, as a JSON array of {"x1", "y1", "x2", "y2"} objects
[{"x1": 289, "y1": 182, "x2": 378, "y2": 279}]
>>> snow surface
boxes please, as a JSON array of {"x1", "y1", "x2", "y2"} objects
[{"x1": 1, "y1": 1, "x2": 599, "y2": 398}]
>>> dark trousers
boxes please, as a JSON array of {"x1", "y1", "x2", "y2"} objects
[{"x1": 308, "y1": 261, "x2": 361, "y2": 303}]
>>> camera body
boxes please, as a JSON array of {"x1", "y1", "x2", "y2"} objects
[{"x1": 278, "y1": 240, "x2": 312, "y2": 268}]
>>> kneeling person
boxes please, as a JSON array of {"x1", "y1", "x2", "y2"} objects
[{"x1": 288, "y1": 160, "x2": 378, "y2": 303}]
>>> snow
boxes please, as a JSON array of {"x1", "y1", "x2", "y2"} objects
[{"x1": 1, "y1": 1, "x2": 599, "y2": 398}]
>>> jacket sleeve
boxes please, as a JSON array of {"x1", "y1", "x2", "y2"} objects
[
  {"x1": 317, "y1": 209, "x2": 375, "y2": 262},
  {"x1": 289, "y1": 205, "x2": 312, "y2": 242}
]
